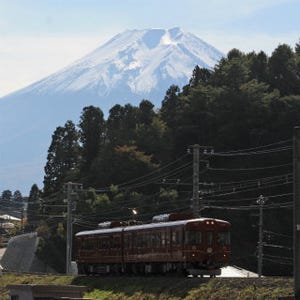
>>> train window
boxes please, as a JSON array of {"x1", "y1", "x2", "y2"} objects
[
  {"x1": 218, "y1": 231, "x2": 230, "y2": 245},
  {"x1": 185, "y1": 231, "x2": 202, "y2": 245},
  {"x1": 151, "y1": 233, "x2": 156, "y2": 247},
  {"x1": 124, "y1": 234, "x2": 131, "y2": 248},
  {"x1": 145, "y1": 233, "x2": 151, "y2": 248},
  {"x1": 100, "y1": 237, "x2": 110, "y2": 249},
  {"x1": 137, "y1": 234, "x2": 145, "y2": 247},
  {"x1": 83, "y1": 238, "x2": 96, "y2": 250},
  {"x1": 166, "y1": 231, "x2": 170, "y2": 245},
  {"x1": 172, "y1": 231, "x2": 180, "y2": 244},
  {"x1": 82, "y1": 239, "x2": 88, "y2": 249},
  {"x1": 161, "y1": 232, "x2": 166, "y2": 246},
  {"x1": 112, "y1": 236, "x2": 121, "y2": 248},
  {"x1": 152, "y1": 232, "x2": 161, "y2": 247},
  {"x1": 96, "y1": 238, "x2": 101, "y2": 249},
  {"x1": 206, "y1": 231, "x2": 213, "y2": 245}
]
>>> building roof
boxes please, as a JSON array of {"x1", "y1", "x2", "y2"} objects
[
  {"x1": 7, "y1": 284, "x2": 87, "y2": 297},
  {"x1": 0, "y1": 214, "x2": 21, "y2": 221}
]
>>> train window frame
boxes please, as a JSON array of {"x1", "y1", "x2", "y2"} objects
[
  {"x1": 100, "y1": 237, "x2": 110, "y2": 249},
  {"x1": 161, "y1": 231, "x2": 166, "y2": 246},
  {"x1": 218, "y1": 231, "x2": 230, "y2": 246},
  {"x1": 184, "y1": 231, "x2": 202, "y2": 245},
  {"x1": 206, "y1": 231, "x2": 213, "y2": 246},
  {"x1": 83, "y1": 237, "x2": 96, "y2": 250},
  {"x1": 152, "y1": 232, "x2": 161, "y2": 248},
  {"x1": 137, "y1": 233, "x2": 146, "y2": 248},
  {"x1": 112, "y1": 235, "x2": 121, "y2": 248},
  {"x1": 172, "y1": 230, "x2": 180, "y2": 245},
  {"x1": 124, "y1": 233, "x2": 131, "y2": 248}
]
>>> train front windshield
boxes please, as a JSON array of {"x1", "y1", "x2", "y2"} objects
[
  {"x1": 184, "y1": 230, "x2": 230, "y2": 246},
  {"x1": 185, "y1": 231, "x2": 202, "y2": 245},
  {"x1": 217, "y1": 231, "x2": 230, "y2": 246}
]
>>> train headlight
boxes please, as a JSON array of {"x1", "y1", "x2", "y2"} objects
[{"x1": 207, "y1": 247, "x2": 213, "y2": 254}]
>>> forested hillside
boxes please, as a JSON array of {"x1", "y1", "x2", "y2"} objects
[{"x1": 27, "y1": 41, "x2": 300, "y2": 274}]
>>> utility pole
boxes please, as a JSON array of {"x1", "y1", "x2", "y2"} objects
[
  {"x1": 65, "y1": 182, "x2": 82, "y2": 275},
  {"x1": 66, "y1": 182, "x2": 72, "y2": 275},
  {"x1": 190, "y1": 144, "x2": 214, "y2": 217},
  {"x1": 294, "y1": 127, "x2": 300, "y2": 299},
  {"x1": 20, "y1": 207, "x2": 24, "y2": 233},
  {"x1": 192, "y1": 144, "x2": 200, "y2": 217},
  {"x1": 257, "y1": 194, "x2": 267, "y2": 278}
]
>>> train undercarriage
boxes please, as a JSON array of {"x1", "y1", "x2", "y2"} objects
[{"x1": 77, "y1": 261, "x2": 222, "y2": 277}]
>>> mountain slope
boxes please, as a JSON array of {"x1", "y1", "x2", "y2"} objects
[
  {"x1": 0, "y1": 27, "x2": 224, "y2": 194},
  {"x1": 15, "y1": 28, "x2": 222, "y2": 99}
]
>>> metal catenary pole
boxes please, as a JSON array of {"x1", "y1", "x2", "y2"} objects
[
  {"x1": 294, "y1": 127, "x2": 300, "y2": 299},
  {"x1": 66, "y1": 182, "x2": 72, "y2": 275},
  {"x1": 191, "y1": 144, "x2": 214, "y2": 217},
  {"x1": 192, "y1": 144, "x2": 200, "y2": 217},
  {"x1": 257, "y1": 194, "x2": 267, "y2": 278}
]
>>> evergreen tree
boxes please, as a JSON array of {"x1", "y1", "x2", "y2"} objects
[
  {"x1": 79, "y1": 106, "x2": 105, "y2": 170},
  {"x1": 295, "y1": 39, "x2": 300, "y2": 56},
  {"x1": 138, "y1": 99, "x2": 155, "y2": 125},
  {"x1": 1, "y1": 190, "x2": 12, "y2": 202},
  {"x1": 107, "y1": 104, "x2": 139, "y2": 146},
  {"x1": 26, "y1": 184, "x2": 41, "y2": 231},
  {"x1": 295, "y1": 40, "x2": 300, "y2": 80},
  {"x1": 269, "y1": 44, "x2": 300, "y2": 95},
  {"x1": 44, "y1": 120, "x2": 80, "y2": 195},
  {"x1": 213, "y1": 49, "x2": 249, "y2": 90},
  {"x1": 106, "y1": 104, "x2": 124, "y2": 145},
  {"x1": 160, "y1": 85, "x2": 181, "y2": 128},
  {"x1": 12, "y1": 190, "x2": 23, "y2": 209},
  {"x1": 189, "y1": 65, "x2": 212, "y2": 87},
  {"x1": 13, "y1": 190, "x2": 23, "y2": 202},
  {"x1": 248, "y1": 51, "x2": 269, "y2": 83}
]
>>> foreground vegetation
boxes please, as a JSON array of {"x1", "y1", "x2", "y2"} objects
[{"x1": 0, "y1": 273, "x2": 294, "y2": 300}]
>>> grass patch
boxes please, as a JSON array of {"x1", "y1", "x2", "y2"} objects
[{"x1": 0, "y1": 273, "x2": 295, "y2": 300}]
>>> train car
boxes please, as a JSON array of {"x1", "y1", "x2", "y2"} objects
[{"x1": 75, "y1": 214, "x2": 231, "y2": 276}]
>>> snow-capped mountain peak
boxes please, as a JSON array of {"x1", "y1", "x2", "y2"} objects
[{"x1": 15, "y1": 27, "x2": 223, "y2": 99}]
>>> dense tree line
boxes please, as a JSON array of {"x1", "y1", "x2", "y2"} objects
[
  {"x1": 0, "y1": 189, "x2": 25, "y2": 214},
  {"x1": 28, "y1": 41, "x2": 300, "y2": 274}
]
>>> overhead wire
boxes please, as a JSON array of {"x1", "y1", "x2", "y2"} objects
[{"x1": 212, "y1": 139, "x2": 292, "y2": 154}]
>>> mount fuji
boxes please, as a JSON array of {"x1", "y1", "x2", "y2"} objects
[{"x1": 0, "y1": 27, "x2": 224, "y2": 194}]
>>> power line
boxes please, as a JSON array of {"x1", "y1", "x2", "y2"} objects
[
  {"x1": 204, "y1": 202, "x2": 293, "y2": 211},
  {"x1": 213, "y1": 139, "x2": 292, "y2": 154},
  {"x1": 209, "y1": 146, "x2": 292, "y2": 157},
  {"x1": 204, "y1": 181, "x2": 292, "y2": 198},
  {"x1": 117, "y1": 153, "x2": 190, "y2": 188},
  {"x1": 263, "y1": 230, "x2": 292, "y2": 239},
  {"x1": 208, "y1": 163, "x2": 292, "y2": 172}
]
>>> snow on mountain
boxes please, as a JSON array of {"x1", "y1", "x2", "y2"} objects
[
  {"x1": 0, "y1": 27, "x2": 224, "y2": 194},
  {"x1": 12, "y1": 27, "x2": 222, "y2": 101}
]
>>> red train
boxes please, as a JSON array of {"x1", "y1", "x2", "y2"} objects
[{"x1": 75, "y1": 213, "x2": 231, "y2": 276}]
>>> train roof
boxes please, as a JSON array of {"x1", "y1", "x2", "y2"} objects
[{"x1": 75, "y1": 217, "x2": 230, "y2": 237}]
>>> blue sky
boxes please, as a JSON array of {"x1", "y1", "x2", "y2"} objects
[{"x1": 0, "y1": 0, "x2": 299, "y2": 97}]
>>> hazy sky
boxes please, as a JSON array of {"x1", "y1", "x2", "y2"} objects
[{"x1": 0, "y1": 0, "x2": 299, "y2": 97}]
